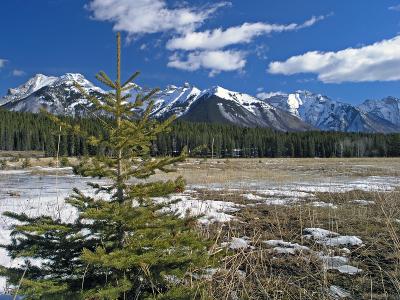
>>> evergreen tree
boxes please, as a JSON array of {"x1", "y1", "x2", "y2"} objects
[{"x1": 1, "y1": 33, "x2": 209, "y2": 299}]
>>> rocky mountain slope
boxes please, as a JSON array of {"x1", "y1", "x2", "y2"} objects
[
  {"x1": 0, "y1": 73, "x2": 104, "y2": 116},
  {"x1": 2, "y1": 74, "x2": 400, "y2": 132},
  {"x1": 0, "y1": 74, "x2": 313, "y2": 132},
  {"x1": 181, "y1": 87, "x2": 314, "y2": 131},
  {"x1": 263, "y1": 91, "x2": 399, "y2": 133},
  {"x1": 358, "y1": 97, "x2": 400, "y2": 127}
]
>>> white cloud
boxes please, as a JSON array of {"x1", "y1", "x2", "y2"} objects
[
  {"x1": 168, "y1": 50, "x2": 246, "y2": 76},
  {"x1": 87, "y1": 0, "x2": 229, "y2": 36},
  {"x1": 12, "y1": 69, "x2": 25, "y2": 76},
  {"x1": 167, "y1": 15, "x2": 326, "y2": 51},
  {"x1": 389, "y1": 4, "x2": 400, "y2": 11},
  {"x1": 256, "y1": 91, "x2": 285, "y2": 99},
  {"x1": 88, "y1": 1, "x2": 328, "y2": 75},
  {"x1": 268, "y1": 35, "x2": 400, "y2": 83}
]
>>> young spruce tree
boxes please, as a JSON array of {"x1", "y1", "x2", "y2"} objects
[{"x1": 1, "y1": 33, "x2": 209, "y2": 299}]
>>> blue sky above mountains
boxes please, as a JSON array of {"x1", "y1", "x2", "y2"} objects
[{"x1": 2, "y1": 0, "x2": 400, "y2": 104}]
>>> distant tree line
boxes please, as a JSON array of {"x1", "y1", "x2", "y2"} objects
[
  {"x1": 0, "y1": 109, "x2": 106, "y2": 157},
  {"x1": 157, "y1": 121, "x2": 400, "y2": 158},
  {"x1": 1, "y1": 109, "x2": 399, "y2": 158}
]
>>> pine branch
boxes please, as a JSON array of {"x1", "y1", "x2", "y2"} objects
[
  {"x1": 122, "y1": 71, "x2": 140, "y2": 88},
  {"x1": 96, "y1": 71, "x2": 116, "y2": 89}
]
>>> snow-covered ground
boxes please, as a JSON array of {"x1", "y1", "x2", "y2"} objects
[
  {"x1": 195, "y1": 175, "x2": 399, "y2": 207},
  {"x1": 0, "y1": 166, "x2": 399, "y2": 293},
  {"x1": 0, "y1": 168, "x2": 242, "y2": 292}
]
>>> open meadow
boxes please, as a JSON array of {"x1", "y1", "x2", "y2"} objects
[{"x1": 0, "y1": 156, "x2": 399, "y2": 298}]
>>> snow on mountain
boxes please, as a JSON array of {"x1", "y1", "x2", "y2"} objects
[
  {"x1": 0, "y1": 73, "x2": 104, "y2": 116},
  {"x1": 0, "y1": 74, "x2": 202, "y2": 120},
  {"x1": 0, "y1": 74, "x2": 57, "y2": 106},
  {"x1": 202, "y1": 86, "x2": 277, "y2": 114},
  {"x1": 263, "y1": 91, "x2": 399, "y2": 133},
  {"x1": 2, "y1": 74, "x2": 399, "y2": 132},
  {"x1": 150, "y1": 83, "x2": 201, "y2": 118},
  {"x1": 358, "y1": 97, "x2": 400, "y2": 127},
  {"x1": 181, "y1": 86, "x2": 314, "y2": 131}
]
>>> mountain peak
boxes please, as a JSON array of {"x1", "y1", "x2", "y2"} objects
[
  {"x1": 358, "y1": 97, "x2": 400, "y2": 126},
  {"x1": 1, "y1": 74, "x2": 58, "y2": 106},
  {"x1": 56, "y1": 73, "x2": 95, "y2": 87},
  {"x1": 0, "y1": 73, "x2": 104, "y2": 114},
  {"x1": 265, "y1": 91, "x2": 399, "y2": 132},
  {"x1": 204, "y1": 86, "x2": 248, "y2": 101},
  {"x1": 211, "y1": 85, "x2": 231, "y2": 97},
  {"x1": 1, "y1": 75, "x2": 399, "y2": 133},
  {"x1": 59, "y1": 73, "x2": 86, "y2": 81}
]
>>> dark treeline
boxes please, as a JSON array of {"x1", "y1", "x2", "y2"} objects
[
  {"x1": 0, "y1": 109, "x2": 107, "y2": 157},
  {"x1": 157, "y1": 122, "x2": 400, "y2": 158},
  {"x1": 1, "y1": 109, "x2": 400, "y2": 158}
]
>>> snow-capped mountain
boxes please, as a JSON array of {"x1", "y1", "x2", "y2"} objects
[
  {"x1": 358, "y1": 97, "x2": 400, "y2": 127},
  {"x1": 0, "y1": 74, "x2": 57, "y2": 106},
  {"x1": 145, "y1": 83, "x2": 201, "y2": 119},
  {"x1": 3, "y1": 74, "x2": 399, "y2": 132},
  {"x1": 0, "y1": 74, "x2": 313, "y2": 131},
  {"x1": 0, "y1": 73, "x2": 104, "y2": 116},
  {"x1": 263, "y1": 91, "x2": 399, "y2": 133},
  {"x1": 181, "y1": 86, "x2": 314, "y2": 131}
]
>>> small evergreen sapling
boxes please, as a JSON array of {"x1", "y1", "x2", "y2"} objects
[{"x1": 1, "y1": 33, "x2": 209, "y2": 299}]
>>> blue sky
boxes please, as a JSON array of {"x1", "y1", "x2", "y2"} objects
[{"x1": 2, "y1": 0, "x2": 400, "y2": 104}]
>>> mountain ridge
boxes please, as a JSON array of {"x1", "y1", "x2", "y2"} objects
[
  {"x1": 262, "y1": 90, "x2": 400, "y2": 133},
  {"x1": 1, "y1": 73, "x2": 399, "y2": 133}
]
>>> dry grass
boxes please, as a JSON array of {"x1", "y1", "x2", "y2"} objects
[
  {"x1": 2, "y1": 155, "x2": 400, "y2": 298},
  {"x1": 198, "y1": 188, "x2": 400, "y2": 299},
  {"x1": 3, "y1": 156, "x2": 400, "y2": 181}
]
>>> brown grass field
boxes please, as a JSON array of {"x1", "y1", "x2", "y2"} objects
[{"x1": 1, "y1": 154, "x2": 400, "y2": 299}]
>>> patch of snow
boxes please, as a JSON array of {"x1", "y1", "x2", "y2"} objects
[
  {"x1": 304, "y1": 228, "x2": 363, "y2": 247},
  {"x1": 258, "y1": 189, "x2": 312, "y2": 198},
  {"x1": 264, "y1": 198, "x2": 301, "y2": 206},
  {"x1": 318, "y1": 254, "x2": 362, "y2": 275},
  {"x1": 242, "y1": 193, "x2": 264, "y2": 201},
  {"x1": 155, "y1": 194, "x2": 241, "y2": 224},
  {"x1": 310, "y1": 201, "x2": 337, "y2": 209},
  {"x1": 264, "y1": 240, "x2": 309, "y2": 254},
  {"x1": 227, "y1": 237, "x2": 251, "y2": 250},
  {"x1": 336, "y1": 264, "x2": 362, "y2": 275},
  {"x1": 0, "y1": 169, "x2": 31, "y2": 175},
  {"x1": 31, "y1": 166, "x2": 73, "y2": 172},
  {"x1": 351, "y1": 199, "x2": 375, "y2": 206},
  {"x1": 329, "y1": 285, "x2": 351, "y2": 299},
  {"x1": 304, "y1": 228, "x2": 338, "y2": 240},
  {"x1": 322, "y1": 236, "x2": 363, "y2": 247},
  {"x1": 194, "y1": 176, "x2": 399, "y2": 205}
]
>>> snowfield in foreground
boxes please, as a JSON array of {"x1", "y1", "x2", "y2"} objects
[{"x1": 0, "y1": 167, "x2": 399, "y2": 293}]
